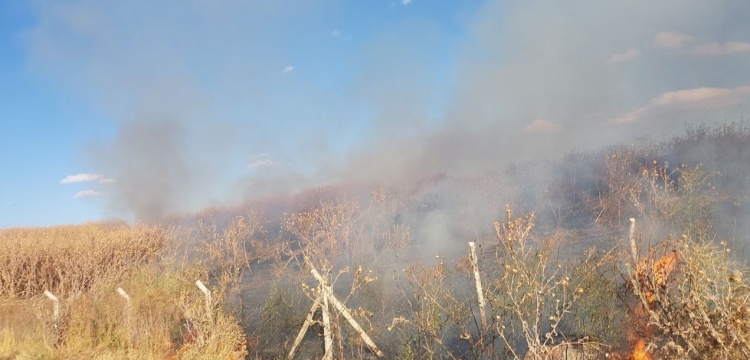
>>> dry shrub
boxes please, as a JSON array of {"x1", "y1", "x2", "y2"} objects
[
  {"x1": 173, "y1": 285, "x2": 248, "y2": 360},
  {"x1": 625, "y1": 236, "x2": 750, "y2": 359},
  {"x1": 283, "y1": 199, "x2": 361, "y2": 267},
  {"x1": 0, "y1": 223, "x2": 172, "y2": 298},
  {"x1": 1, "y1": 253, "x2": 247, "y2": 359},
  {"x1": 198, "y1": 214, "x2": 280, "y2": 289},
  {"x1": 589, "y1": 150, "x2": 642, "y2": 229},
  {"x1": 282, "y1": 192, "x2": 411, "y2": 271},
  {"x1": 486, "y1": 207, "x2": 616, "y2": 359},
  {"x1": 632, "y1": 162, "x2": 724, "y2": 240},
  {"x1": 390, "y1": 259, "x2": 469, "y2": 359}
]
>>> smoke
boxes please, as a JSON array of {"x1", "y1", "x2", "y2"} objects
[
  {"x1": 23, "y1": 0, "x2": 750, "y2": 221},
  {"x1": 342, "y1": 0, "x2": 750, "y2": 185}
]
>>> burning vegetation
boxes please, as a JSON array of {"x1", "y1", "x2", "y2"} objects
[{"x1": 2, "y1": 121, "x2": 750, "y2": 359}]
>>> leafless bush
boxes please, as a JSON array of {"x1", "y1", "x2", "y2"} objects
[
  {"x1": 588, "y1": 150, "x2": 642, "y2": 229},
  {"x1": 624, "y1": 236, "x2": 750, "y2": 359},
  {"x1": 484, "y1": 207, "x2": 617, "y2": 359},
  {"x1": 631, "y1": 162, "x2": 725, "y2": 240},
  {"x1": 390, "y1": 259, "x2": 470, "y2": 359}
]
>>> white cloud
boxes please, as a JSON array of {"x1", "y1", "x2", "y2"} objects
[
  {"x1": 281, "y1": 65, "x2": 294, "y2": 74},
  {"x1": 607, "y1": 48, "x2": 641, "y2": 64},
  {"x1": 691, "y1": 41, "x2": 750, "y2": 56},
  {"x1": 654, "y1": 32, "x2": 694, "y2": 49},
  {"x1": 653, "y1": 32, "x2": 749, "y2": 56},
  {"x1": 523, "y1": 119, "x2": 562, "y2": 133},
  {"x1": 248, "y1": 153, "x2": 276, "y2": 169},
  {"x1": 331, "y1": 29, "x2": 352, "y2": 40},
  {"x1": 248, "y1": 159, "x2": 275, "y2": 168},
  {"x1": 402, "y1": 0, "x2": 413, "y2": 5},
  {"x1": 610, "y1": 86, "x2": 750, "y2": 125},
  {"x1": 73, "y1": 189, "x2": 101, "y2": 199},
  {"x1": 60, "y1": 173, "x2": 113, "y2": 184}
]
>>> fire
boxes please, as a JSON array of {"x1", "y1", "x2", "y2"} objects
[
  {"x1": 631, "y1": 338, "x2": 652, "y2": 360},
  {"x1": 623, "y1": 250, "x2": 680, "y2": 360}
]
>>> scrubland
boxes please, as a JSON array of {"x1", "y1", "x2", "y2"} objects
[{"x1": 2, "y1": 121, "x2": 750, "y2": 359}]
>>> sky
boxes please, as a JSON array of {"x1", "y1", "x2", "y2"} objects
[{"x1": 1, "y1": 0, "x2": 749, "y2": 228}]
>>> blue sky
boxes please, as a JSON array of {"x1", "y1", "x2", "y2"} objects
[{"x1": 1, "y1": 0, "x2": 749, "y2": 228}]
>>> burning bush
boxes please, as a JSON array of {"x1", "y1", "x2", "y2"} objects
[{"x1": 624, "y1": 236, "x2": 750, "y2": 359}]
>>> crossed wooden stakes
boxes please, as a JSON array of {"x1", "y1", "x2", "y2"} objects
[{"x1": 287, "y1": 263, "x2": 384, "y2": 359}]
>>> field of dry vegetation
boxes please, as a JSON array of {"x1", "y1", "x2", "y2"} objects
[{"x1": 2, "y1": 121, "x2": 750, "y2": 359}]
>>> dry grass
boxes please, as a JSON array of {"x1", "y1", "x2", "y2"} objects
[
  {"x1": 0, "y1": 223, "x2": 248, "y2": 359},
  {"x1": 2, "y1": 121, "x2": 749, "y2": 359},
  {"x1": 0, "y1": 223, "x2": 170, "y2": 298}
]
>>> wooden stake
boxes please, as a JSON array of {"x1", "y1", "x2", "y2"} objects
[
  {"x1": 311, "y1": 268, "x2": 384, "y2": 358},
  {"x1": 287, "y1": 292, "x2": 323, "y2": 360},
  {"x1": 43, "y1": 290, "x2": 60, "y2": 346},
  {"x1": 629, "y1": 218, "x2": 638, "y2": 264},
  {"x1": 195, "y1": 280, "x2": 212, "y2": 321},
  {"x1": 116, "y1": 287, "x2": 131, "y2": 304},
  {"x1": 321, "y1": 292, "x2": 334, "y2": 360},
  {"x1": 117, "y1": 287, "x2": 133, "y2": 345},
  {"x1": 469, "y1": 242, "x2": 487, "y2": 332}
]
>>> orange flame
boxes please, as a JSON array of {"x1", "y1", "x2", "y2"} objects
[
  {"x1": 631, "y1": 338, "x2": 652, "y2": 360},
  {"x1": 625, "y1": 251, "x2": 679, "y2": 360}
]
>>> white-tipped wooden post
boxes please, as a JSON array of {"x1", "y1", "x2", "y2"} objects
[
  {"x1": 43, "y1": 290, "x2": 60, "y2": 342},
  {"x1": 321, "y1": 292, "x2": 333, "y2": 360},
  {"x1": 195, "y1": 280, "x2": 212, "y2": 320},
  {"x1": 117, "y1": 287, "x2": 133, "y2": 345},
  {"x1": 311, "y1": 268, "x2": 384, "y2": 358},
  {"x1": 116, "y1": 287, "x2": 131, "y2": 305},
  {"x1": 468, "y1": 242, "x2": 487, "y2": 332},
  {"x1": 43, "y1": 290, "x2": 59, "y2": 320},
  {"x1": 629, "y1": 218, "x2": 638, "y2": 263},
  {"x1": 287, "y1": 293, "x2": 323, "y2": 360}
]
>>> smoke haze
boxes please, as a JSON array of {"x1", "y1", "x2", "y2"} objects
[{"x1": 24, "y1": 0, "x2": 750, "y2": 220}]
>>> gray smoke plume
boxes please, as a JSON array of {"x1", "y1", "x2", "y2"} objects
[
  {"x1": 23, "y1": 0, "x2": 750, "y2": 221},
  {"x1": 340, "y1": 0, "x2": 750, "y2": 185}
]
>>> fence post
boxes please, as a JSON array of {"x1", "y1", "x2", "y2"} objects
[
  {"x1": 629, "y1": 218, "x2": 638, "y2": 264},
  {"x1": 287, "y1": 293, "x2": 323, "y2": 360},
  {"x1": 117, "y1": 287, "x2": 131, "y2": 305},
  {"x1": 43, "y1": 290, "x2": 60, "y2": 345},
  {"x1": 468, "y1": 242, "x2": 488, "y2": 332},
  {"x1": 321, "y1": 292, "x2": 333, "y2": 360},
  {"x1": 195, "y1": 280, "x2": 212, "y2": 321},
  {"x1": 310, "y1": 268, "x2": 384, "y2": 358},
  {"x1": 117, "y1": 287, "x2": 133, "y2": 345}
]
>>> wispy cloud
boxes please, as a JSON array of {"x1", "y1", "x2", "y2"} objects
[
  {"x1": 248, "y1": 159, "x2": 276, "y2": 168},
  {"x1": 654, "y1": 32, "x2": 694, "y2": 49},
  {"x1": 523, "y1": 119, "x2": 562, "y2": 133},
  {"x1": 281, "y1": 65, "x2": 294, "y2": 74},
  {"x1": 401, "y1": 0, "x2": 413, "y2": 5},
  {"x1": 691, "y1": 41, "x2": 750, "y2": 56},
  {"x1": 607, "y1": 48, "x2": 641, "y2": 64},
  {"x1": 610, "y1": 86, "x2": 750, "y2": 125},
  {"x1": 60, "y1": 173, "x2": 114, "y2": 184},
  {"x1": 331, "y1": 28, "x2": 352, "y2": 40},
  {"x1": 73, "y1": 189, "x2": 101, "y2": 199},
  {"x1": 653, "y1": 32, "x2": 749, "y2": 56},
  {"x1": 248, "y1": 153, "x2": 276, "y2": 169}
]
